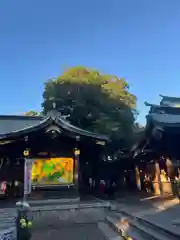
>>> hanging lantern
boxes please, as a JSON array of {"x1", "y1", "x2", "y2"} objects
[
  {"x1": 23, "y1": 149, "x2": 30, "y2": 157},
  {"x1": 74, "y1": 148, "x2": 80, "y2": 156}
]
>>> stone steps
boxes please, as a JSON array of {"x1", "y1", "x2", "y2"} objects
[
  {"x1": 119, "y1": 209, "x2": 180, "y2": 239},
  {"x1": 0, "y1": 209, "x2": 16, "y2": 228},
  {"x1": 106, "y1": 215, "x2": 145, "y2": 240},
  {"x1": 98, "y1": 222, "x2": 123, "y2": 240},
  {"x1": 106, "y1": 210, "x2": 180, "y2": 240},
  {"x1": 0, "y1": 209, "x2": 17, "y2": 240},
  {"x1": 30, "y1": 200, "x2": 110, "y2": 211}
]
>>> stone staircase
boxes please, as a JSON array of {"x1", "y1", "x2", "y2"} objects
[
  {"x1": 0, "y1": 208, "x2": 17, "y2": 240},
  {"x1": 106, "y1": 210, "x2": 180, "y2": 240},
  {"x1": 1, "y1": 200, "x2": 180, "y2": 240},
  {"x1": 98, "y1": 221, "x2": 123, "y2": 240}
]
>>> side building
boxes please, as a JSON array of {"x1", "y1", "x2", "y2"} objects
[
  {"x1": 0, "y1": 109, "x2": 109, "y2": 200},
  {"x1": 133, "y1": 95, "x2": 180, "y2": 195}
]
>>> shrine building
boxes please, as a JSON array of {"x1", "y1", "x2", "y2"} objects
[
  {"x1": 0, "y1": 109, "x2": 109, "y2": 199},
  {"x1": 133, "y1": 95, "x2": 180, "y2": 195}
]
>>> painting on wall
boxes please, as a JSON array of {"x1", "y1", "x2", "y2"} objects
[{"x1": 31, "y1": 158, "x2": 74, "y2": 185}]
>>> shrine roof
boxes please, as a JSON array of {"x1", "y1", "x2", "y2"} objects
[
  {"x1": 132, "y1": 95, "x2": 180, "y2": 156},
  {"x1": 0, "y1": 115, "x2": 43, "y2": 134},
  {"x1": 144, "y1": 102, "x2": 180, "y2": 109},
  {"x1": 147, "y1": 113, "x2": 180, "y2": 127},
  {"x1": 159, "y1": 94, "x2": 180, "y2": 100},
  {"x1": 145, "y1": 101, "x2": 180, "y2": 126},
  {"x1": 132, "y1": 114, "x2": 180, "y2": 157},
  {"x1": 145, "y1": 101, "x2": 180, "y2": 108},
  {"x1": 0, "y1": 111, "x2": 109, "y2": 142}
]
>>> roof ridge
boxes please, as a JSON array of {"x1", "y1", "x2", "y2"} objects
[
  {"x1": 160, "y1": 94, "x2": 180, "y2": 99},
  {"x1": 0, "y1": 115, "x2": 43, "y2": 120}
]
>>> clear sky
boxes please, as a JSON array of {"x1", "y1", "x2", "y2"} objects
[{"x1": 0, "y1": 0, "x2": 180, "y2": 124}]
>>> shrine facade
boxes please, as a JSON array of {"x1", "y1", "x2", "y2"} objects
[{"x1": 0, "y1": 110, "x2": 109, "y2": 199}]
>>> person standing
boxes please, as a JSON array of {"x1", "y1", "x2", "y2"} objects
[
  {"x1": 100, "y1": 180, "x2": 105, "y2": 195},
  {"x1": 175, "y1": 176, "x2": 180, "y2": 202},
  {"x1": 112, "y1": 181, "x2": 116, "y2": 198}
]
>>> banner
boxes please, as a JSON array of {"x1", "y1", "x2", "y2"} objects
[
  {"x1": 24, "y1": 159, "x2": 32, "y2": 195},
  {"x1": 31, "y1": 158, "x2": 74, "y2": 185}
]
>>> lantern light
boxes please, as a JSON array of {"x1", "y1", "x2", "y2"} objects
[
  {"x1": 23, "y1": 149, "x2": 30, "y2": 157},
  {"x1": 74, "y1": 148, "x2": 80, "y2": 156}
]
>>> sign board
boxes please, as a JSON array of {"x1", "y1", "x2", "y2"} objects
[
  {"x1": 24, "y1": 159, "x2": 32, "y2": 195},
  {"x1": 31, "y1": 158, "x2": 74, "y2": 185}
]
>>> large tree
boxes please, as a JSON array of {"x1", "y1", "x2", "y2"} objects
[{"x1": 42, "y1": 66, "x2": 137, "y2": 145}]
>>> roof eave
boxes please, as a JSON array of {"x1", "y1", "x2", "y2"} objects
[
  {"x1": 0, "y1": 116, "x2": 51, "y2": 141},
  {"x1": 55, "y1": 117, "x2": 109, "y2": 142},
  {"x1": 0, "y1": 110, "x2": 109, "y2": 143}
]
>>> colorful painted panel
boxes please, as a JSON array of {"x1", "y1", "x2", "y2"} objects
[{"x1": 31, "y1": 158, "x2": 74, "y2": 185}]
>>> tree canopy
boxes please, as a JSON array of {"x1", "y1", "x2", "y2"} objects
[
  {"x1": 42, "y1": 66, "x2": 137, "y2": 146},
  {"x1": 24, "y1": 110, "x2": 40, "y2": 116}
]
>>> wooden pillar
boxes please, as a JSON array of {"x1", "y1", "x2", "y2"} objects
[
  {"x1": 135, "y1": 166, "x2": 141, "y2": 190},
  {"x1": 74, "y1": 136, "x2": 80, "y2": 195},
  {"x1": 153, "y1": 161, "x2": 162, "y2": 195},
  {"x1": 166, "y1": 158, "x2": 174, "y2": 179},
  {"x1": 164, "y1": 157, "x2": 173, "y2": 195}
]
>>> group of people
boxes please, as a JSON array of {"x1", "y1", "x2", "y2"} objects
[
  {"x1": 0, "y1": 180, "x2": 23, "y2": 198},
  {"x1": 88, "y1": 177, "x2": 117, "y2": 198}
]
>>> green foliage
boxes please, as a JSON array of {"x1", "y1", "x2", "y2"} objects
[
  {"x1": 24, "y1": 111, "x2": 39, "y2": 116},
  {"x1": 42, "y1": 66, "x2": 137, "y2": 144}
]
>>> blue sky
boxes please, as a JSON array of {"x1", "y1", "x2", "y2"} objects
[{"x1": 0, "y1": 0, "x2": 180, "y2": 124}]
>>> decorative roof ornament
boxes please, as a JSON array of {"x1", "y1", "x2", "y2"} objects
[
  {"x1": 52, "y1": 102, "x2": 56, "y2": 109},
  {"x1": 144, "y1": 101, "x2": 156, "y2": 107},
  {"x1": 45, "y1": 125, "x2": 61, "y2": 139}
]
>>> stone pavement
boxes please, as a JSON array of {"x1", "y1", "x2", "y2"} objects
[
  {"x1": 0, "y1": 208, "x2": 17, "y2": 240},
  {"x1": 112, "y1": 195, "x2": 180, "y2": 237},
  {"x1": 0, "y1": 199, "x2": 122, "y2": 240},
  {"x1": 31, "y1": 223, "x2": 106, "y2": 240},
  {"x1": 28, "y1": 200, "x2": 118, "y2": 240}
]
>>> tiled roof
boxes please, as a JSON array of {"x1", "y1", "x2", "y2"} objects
[
  {"x1": 0, "y1": 115, "x2": 43, "y2": 134},
  {"x1": 0, "y1": 112, "x2": 109, "y2": 142}
]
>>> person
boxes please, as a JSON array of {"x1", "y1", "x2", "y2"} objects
[
  {"x1": 5, "y1": 181, "x2": 11, "y2": 198},
  {"x1": 88, "y1": 177, "x2": 93, "y2": 193},
  {"x1": 1, "y1": 181, "x2": 7, "y2": 195},
  {"x1": 100, "y1": 180, "x2": 105, "y2": 195},
  {"x1": 88, "y1": 177, "x2": 93, "y2": 192},
  {"x1": 13, "y1": 180, "x2": 21, "y2": 197},
  {"x1": 175, "y1": 176, "x2": 180, "y2": 203},
  {"x1": 93, "y1": 179, "x2": 96, "y2": 192},
  {"x1": 112, "y1": 181, "x2": 116, "y2": 198}
]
